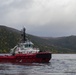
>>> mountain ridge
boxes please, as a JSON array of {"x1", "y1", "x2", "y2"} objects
[{"x1": 0, "y1": 25, "x2": 76, "y2": 53}]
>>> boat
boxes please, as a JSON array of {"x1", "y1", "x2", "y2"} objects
[{"x1": 0, "y1": 28, "x2": 52, "y2": 63}]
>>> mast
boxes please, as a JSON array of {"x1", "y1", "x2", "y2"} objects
[{"x1": 21, "y1": 27, "x2": 27, "y2": 42}]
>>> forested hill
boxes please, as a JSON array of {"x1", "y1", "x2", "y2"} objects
[
  {"x1": 0, "y1": 25, "x2": 51, "y2": 53},
  {"x1": 41, "y1": 36, "x2": 76, "y2": 53},
  {"x1": 0, "y1": 26, "x2": 20, "y2": 53},
  {"x1": 0, "y1": 25, "x2": 76, "y2": 53}
]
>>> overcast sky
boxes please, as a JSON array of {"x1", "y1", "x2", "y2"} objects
[{"x1": 0, "y1": 0, "x2": 76, "y2": 37}]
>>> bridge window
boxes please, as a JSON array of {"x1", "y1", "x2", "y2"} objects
[{"x1": 25, "y1": 44, "x2": 33, "y2": 48}]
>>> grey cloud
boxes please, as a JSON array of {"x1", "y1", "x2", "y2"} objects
[
  {"x1": 0, "y1": 0, "x2": 76, "y2": 37},
  {"x1": 26, "y1": 22, "x2": 76, "y2": 37}
]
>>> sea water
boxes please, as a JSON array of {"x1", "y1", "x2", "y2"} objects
[{"x1": 0, "y1": 54, "x2": 76, "y2": 75}]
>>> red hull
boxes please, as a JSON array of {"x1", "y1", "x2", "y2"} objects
[{"x1": 0, "y1": 52, "x2": 51, "y2": 63}]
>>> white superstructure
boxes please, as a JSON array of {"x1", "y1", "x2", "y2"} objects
[{"x1": 10, "y1": 40, "x2": 40, "y2": 54}]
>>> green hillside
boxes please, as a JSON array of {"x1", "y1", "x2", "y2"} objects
[
  {"x1": 0, "y1": 26, "x2": 21, "y2": 53},
  {"x1": 43, "y1": 36, "x2": 76, "y2": 53},
  {"x1": 0, "y1": 26, "x2": 52, "y2": 53},
  {"x1": 0, "y1": 25, "x2": 76, "y2": 53}
]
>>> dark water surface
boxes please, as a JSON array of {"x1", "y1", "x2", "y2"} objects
[{"x1": 0, "y1": 54, "x2": 76, "y2": 75}]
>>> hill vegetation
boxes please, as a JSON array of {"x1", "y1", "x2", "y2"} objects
[
  {"x1": 0, "y1": 25, "x2": 76, "y2": 53},
  {"x1": 43, "y1": 36, "x2": 76, "y2": 53},
  {"x1": 0, "y1": 26, "x2": 20, "y2": 53}
]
